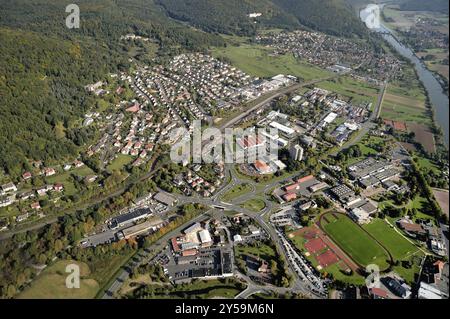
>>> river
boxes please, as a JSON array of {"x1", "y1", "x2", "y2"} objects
[{"x1": 377, "y1": 24, "x2": 449, "y2": 146}]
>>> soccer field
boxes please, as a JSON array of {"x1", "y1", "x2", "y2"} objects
[
  {"x1": 321, "y1": 214, "x2": 391, "y2": 270},
  {"x1": 363, "y1": 219, "x2": 421, "y2": 260}
]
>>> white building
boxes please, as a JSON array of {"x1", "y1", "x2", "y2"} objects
[
  {"x1": 289, "y1": 144, "x2": 304, "y2": 161},
  {"x1": 349, "y1": 207, "x2": 371, "y2": 224},
  {"x1": 270, "y1": 121, "x2": 295, "y2": 137}
]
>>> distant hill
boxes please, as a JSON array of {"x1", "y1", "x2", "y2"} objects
[
  {"x1": 399, "y1": 0, "x2": 449, "y2": 14},
  {"x1": 156, "y1": 0, "x2": 367, "y2": 37},
  {"x1": 271, "y1": 0, "x2": 367, "y2": 37},
  {"x1": 155, "y1": 0, "x2": 301, "y2": 35}
]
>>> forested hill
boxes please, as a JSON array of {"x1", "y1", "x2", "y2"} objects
[
  {"x1": 156, "y1": 0, "x2": 367, "y2": 37},
  {"x1": 0, "y1": 0, "x2": 225, "y2": 177},
  {"x1": 155, "y1": 0, "x2": 301, "y2": 35},
  {"x1": 399, "y1": 0, "x2": 449, "y2": 14},
  {"x1": 272, "y1": 0, "x2": 367, "y2": 37}
]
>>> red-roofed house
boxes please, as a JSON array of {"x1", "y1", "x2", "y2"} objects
[
  {"x1": 126, "y1": 103, "x2": 140, "y2": 113},
  {"x1": 254, "y1": 160, "x2": 271, "y2": 174},
  {"x1": 171, "y1": 237, "x2": 181, "y2": 252},
  {"x1": 54, "y1": 184, "x2": 64, "y2": 192},
  {"x1": 284, "y1": 183, "x2": 299, "y2": 192},
  {"x1": 22, "y1": 172, "x2": 32, "y2": 180},
  {"x1": 44, "y1": 168, "x2": 56, "y2": 177},
  {"x1": 297, "y1": 175, "x2": 314, "y2": 184},
  {"x1": 116, "y1": 86, "x2": 124, "y2": 95},
  {"x1": 283, "y1": 193, "x2": 297, "y2": 202},
  {"x1": 370, "y1": 287, "x2": 389, "y2": 299},
  {"x1": 182, "y1": 249, "x2": 198, "y2": 257}
]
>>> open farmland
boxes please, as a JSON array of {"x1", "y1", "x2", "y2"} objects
[{"x1": 408, "y1": 123, "x2": 436, "y2": 153}]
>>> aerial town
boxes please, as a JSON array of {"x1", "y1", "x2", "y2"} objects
[{"x1": 0, "y1": 0, "x2": 448, "y2": 303}]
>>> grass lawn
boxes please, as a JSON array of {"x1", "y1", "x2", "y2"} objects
[
  {"x1": 18, "y1": 260, "x2": 99, "y2": 299},
  {"x1": 324, "y1": 263, "x2": 366, "y2": 285},
  {"x1": 212, "y1": 44, "x2": 332, "y2": 80},
  {"x1": 141, "y1": 279, "x2": 245, "y2": 299},
  {"x1": 235, "y1": 242, "x2": 277, "y2": 261},
  {"x1": 89, "y1": 251, "x2": 136, "y2": 289},
  {"x1": 221, "y1": 183, "x2": 253, "y2": 202},
  {"x1": 241, "y1": 198, "x2": 266, "y2": 212},
  {"x1": 321, "y1": 214, "x2": 390, "y2": 270},
  {"x1": 414, "y1": 156, "x2": 441, "y2": 175},
  {"x1": 46, "y1": 166, "x2": 94, "y2": 196},
  {"x1": 378, "y1": 195, "x2": 435, "y2": 223},
  {"x1": 107, "y1": 154, "x2": 134, "y2": 172}
]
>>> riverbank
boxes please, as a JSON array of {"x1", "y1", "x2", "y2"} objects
[{"x1": 378, "y1": 25, "x2": 449, "y2": 148}]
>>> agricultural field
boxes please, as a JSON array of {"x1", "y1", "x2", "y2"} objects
[
  {"x1": 432, "y1": 189, "x2": 449, "y2": 217},
  {"x1": 315, "y1": 76, "x2": 380, "y2": 106},
  {"x1": 417, "y1": 48, "x2": 449, "y2": 81},
  {"x1": 18, "y1": 260, "x2": 99, "y2": 299},
  {"x1": 211, "y1": 43, "x2": 332, "y2": 81},
  {"x1": 380, "y1": 67, "x2": 437, "y2": 153},
  {"x1": 320, "y1": 213, "x2": 391, "y2": 270}
]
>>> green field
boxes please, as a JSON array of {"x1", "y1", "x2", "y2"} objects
[
  {"x1": 235, "y1": 242, "x2": 277, "y2": 261},
  {"x1": 18, "y1": 260, "x2": 99, "y2": 299},
  {"x1": 133, "y1": 279, "x2": 245, "y2": 299},
  {"x1": 107, "y1": 154, "x2": 134, "y2": 172},
  {"x1": 315, "y1": 76, "x2": 379, "y2": 105},
  {"x1": 221, "y1": 183, "x2": 253, "y2": 202},
  {"x1": 381, "y1": 101, "x2": 431, "y2": 126},
  {"x1": 321, "y1": 214, "x2": 391, "y2": 270},
  {"x1": 212, "y1": 44, "x2": 332, "y2": 80},
  {"x1": 363, "y1": 219, "x2": 420, "y2": 260},
  {"x1": 241, "y1": 198, "x2": 266, "y2": 212}
]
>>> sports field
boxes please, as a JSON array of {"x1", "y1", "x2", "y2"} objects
[
  {"x1": 320, "y1": 213, "x2": 391, "y2": 270},
  {"x1": 363, "y1": 219, "x2": 420, "y2": 260}
]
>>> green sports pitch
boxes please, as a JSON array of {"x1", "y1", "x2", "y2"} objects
[{"x1": 320, "y1": 213, "x2": 392, "y2": 270}]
